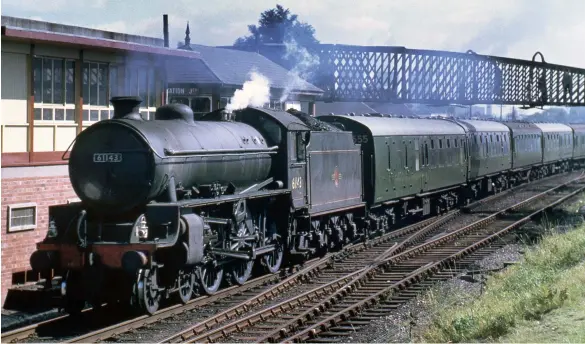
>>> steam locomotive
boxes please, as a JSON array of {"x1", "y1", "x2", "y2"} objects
[{"x1": 29, "y1": 96, "x2": 585, "y2": 314}]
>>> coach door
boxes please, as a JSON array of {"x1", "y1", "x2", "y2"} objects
[{"x1": 288, "y1": 131, "x2": 309, "y2": 208}]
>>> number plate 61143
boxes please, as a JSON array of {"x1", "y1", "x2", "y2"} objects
[{"x1": 93, "y1": 153, "x2": 123, "y2": 163}]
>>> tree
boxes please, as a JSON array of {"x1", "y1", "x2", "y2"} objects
[{"x1": 234, "y1": 5, "x2": 319, "y2": 49}]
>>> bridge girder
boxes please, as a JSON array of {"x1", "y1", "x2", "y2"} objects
[{"x1": 313, "y1": 44, "x2": 585, "y2": 107}]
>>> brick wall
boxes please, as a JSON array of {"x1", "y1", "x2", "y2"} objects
[{"x1": 1, "y1": 175, "x2": 77, "y2": 306}]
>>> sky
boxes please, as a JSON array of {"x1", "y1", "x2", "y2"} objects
[
  {"x1": 3, "y1": 0, "x2": 585, "y2": 69},
  {"x1": 3, "y1": 0, "x2": 584, "y2": 116}
]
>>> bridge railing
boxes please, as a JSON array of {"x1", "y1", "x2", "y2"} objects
[{"x1": 313, "y1": 44, "x2": 585, "y2": 106}]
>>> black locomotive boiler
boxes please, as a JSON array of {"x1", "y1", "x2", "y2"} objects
[
  {"x1": 29, "y1": 97, "x2": 585, "y2": 315},
  {"x1": 30, "y1": 97, "x2": 364, "y2": 314}
]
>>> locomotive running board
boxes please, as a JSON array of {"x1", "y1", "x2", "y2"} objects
[{"x1": 178, "y1": 189, "x2": 291, "y2": 208}]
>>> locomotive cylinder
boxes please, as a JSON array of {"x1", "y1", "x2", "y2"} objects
[{"x1": 68, "y1": 97, "x2": 274, "y2": 214}]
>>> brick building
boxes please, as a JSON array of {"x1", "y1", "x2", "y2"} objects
[{"x1": 0, "y1": 16, "x2": 201, "y2": 305}]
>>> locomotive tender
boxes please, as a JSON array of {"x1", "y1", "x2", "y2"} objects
[{"x1": 29, "y1": 97, "x2": 585, "y2": 314}]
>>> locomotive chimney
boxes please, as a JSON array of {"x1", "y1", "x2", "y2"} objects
[
  {"x1": 163, "y1": 14, "x2": 169, "y2": 48},
  {"x1": 111, "y1": 96, "x2": 143, "y2": 120}
]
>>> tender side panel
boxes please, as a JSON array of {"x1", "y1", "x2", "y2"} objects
[{"x1": 307, "y1": 131, "x2": 363, "y2": 214}]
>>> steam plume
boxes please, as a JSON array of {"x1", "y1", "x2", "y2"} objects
[
  {"x1": 279, "y1": 39, "x2": 320, "y2": 103},
  {"x1": 225, "y1": 70, "x2": 271, "y2": 112}
]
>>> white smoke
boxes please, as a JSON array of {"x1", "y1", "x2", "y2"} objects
[
  {"x1": 279, "y1": 39, "x2": 320, "y2": 103},
  {"x1": 225, "y1": 70, "x2": 271, "y2": 113}
]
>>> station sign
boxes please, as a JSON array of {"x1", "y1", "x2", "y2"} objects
[{"x1": 167, "y1": 87, "x2": 199, "y2": 96}]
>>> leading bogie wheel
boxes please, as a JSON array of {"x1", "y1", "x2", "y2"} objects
[
  {"x1": 62, "y1": 270, "x2": 86, "y2": 315},
  {"x1": 136, "y1": 269, "x2": 161, "y2": 315}
]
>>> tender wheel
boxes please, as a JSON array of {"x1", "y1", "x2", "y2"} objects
[
  {"x1": 176, "y1": 268, "x2": 196, "y2": 304},
  {"x1": 199, "y1": 263, "x2": 223, "y2": 295},
  {"x1": 262, "y1": 241, "x2": 283, "y2": 274},
  {"x1": 136, "y1": 269, "x2": 161, "y2": 315}
]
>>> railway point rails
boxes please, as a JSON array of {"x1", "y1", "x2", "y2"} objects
[
  {"x1": 166, "y1": 174, "x2": 585, "y2": 343},
  {"x1": 4, "y1": 171, "x2": 582, "y2": 344}
]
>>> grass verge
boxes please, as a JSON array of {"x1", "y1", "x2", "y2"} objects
[{"x1": 422, "y1": 223, "x2": 585, "y2": 343}]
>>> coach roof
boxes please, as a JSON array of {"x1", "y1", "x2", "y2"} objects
[
  {"x1": 532, "y1": 123, "x2": 573, "y2": 133},
  {"x1": 318, "y1": 115, "x2": 466, "y2": 136},
  {"x1": 456, "y1": 119, "x2": 511, "y2": 133}
]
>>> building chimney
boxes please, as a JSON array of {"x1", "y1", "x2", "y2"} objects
[{"x1": 163, "y1": 14, "x2": 169, "y2": 48}]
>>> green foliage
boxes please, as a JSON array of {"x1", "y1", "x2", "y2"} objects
[
  {"x1": 422, "y1": 225, "x2": 585, "y2": 342},
  {"x1": 233, "y1": 4, "x2": 319, "y2": 48}
]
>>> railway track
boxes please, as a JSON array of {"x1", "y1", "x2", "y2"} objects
[
  {"x1": 161, "y1": 174, "x2": 585, "y2": 343},
  {"x1": 3, "y1": 171, "x2": 581, "y2": 343},
  {"x1": 2, "y1": 204, "x2": 445, "y2": 343}
]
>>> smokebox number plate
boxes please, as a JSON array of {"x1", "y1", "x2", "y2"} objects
[{"x1": 93, "y1": 153, "x2": 123, "y2": 163}]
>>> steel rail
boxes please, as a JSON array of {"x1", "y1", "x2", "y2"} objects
[
  {"x1": 175, "y1": 175, "x2": 583, "y2": 343},
  {"x1": 279, "y1": 177, "x2": 585, "y2": 343},
  {"x1": 3, "y1": 171, "x2": 579, "y2": 343}
]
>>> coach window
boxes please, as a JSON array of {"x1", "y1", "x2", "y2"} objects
[
  {"x1": 404, "y1": 141, "x2": 408, "y2": 169},
  {"x1": 415, "y1": 139, "x2": 420, "y2": 171},
  {"x1": 387, "y1": 144, "x2": 392, "y2": 170},
  {"x1": 424, "y1": 142, "x2": 429, "y2": 166},
  {"x1": 439, "y1": 139, "x2": 443, "y2": 149}
]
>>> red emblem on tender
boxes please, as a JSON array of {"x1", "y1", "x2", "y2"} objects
[{"x1": 331, "y1": 166, "x2": 343, "y2": 187}]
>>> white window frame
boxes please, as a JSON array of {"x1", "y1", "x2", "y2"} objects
[
  {"x1": 7, "y1": 203, "x2": 37, "y2": 232},
  {"x1": 284, "y1": 100, "x2": 301, "y2": 111},
  {"x1": 33, "y1": 57, "x2": 77, "y2": 124}
]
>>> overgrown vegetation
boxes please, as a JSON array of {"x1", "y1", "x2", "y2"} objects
[{"x1": 422, "y1": 223, "x2": 585, "y2": 342}]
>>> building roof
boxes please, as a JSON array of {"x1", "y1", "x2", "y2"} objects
[
  {"x1": 314, "y1": 102, "x2": 375, "y2": 115},
  {"x1": 171, "y1": 43, "x2": 323, "y2": 95},
  {"x1": 1, "y1": 16, "x2": 202, "y2": 59}
]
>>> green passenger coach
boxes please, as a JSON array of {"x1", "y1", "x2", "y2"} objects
[{"x1": 317, "y1": 115, "x2": 467, "y2": 206}]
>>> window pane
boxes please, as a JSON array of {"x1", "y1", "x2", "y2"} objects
[
  {"x1": 128, "y1": 68, "x2": 139, "y2": 96},
  {"x1": 34, "y1": 108, "x2": 42, "y2": 120},
  {"x1": 33, "y1": 57, "x2": 43, "y2": 102},
  {"x1": 10, "y1": 206, "x2": 36, "y2": 227},
  {"x1": 66, "y1": 109, "x2": 75, "y2": 121},
  {"x1": 109, "y1": 65, "x2": 119, "y2": 98},
  {"x1": 170, "y1": 97, "x2": 189, "y2": 105},
  {"x1": 90, "y1": 110, "x2": 99, "y2": 121},
  {"x1": 192, "y1": 97, "x2": 210, "y2": 113},
  {"x1": 138, "y1": 69, "x2": 148, "y2": 105},
  {"x1": 83, "y1": 62, "x2": 90, "y2": 103},
  {"x1": 65, "y1": 60, "x2": 75, "y2": 104},
  {"x1": 42, "y1": 108, "x2": 53, "y2": 121},
  {"x1": 55, "y1": 109, "x2": 65, "y2": 121},
  {"x1": 83, "y1": 109, "x2": 89, "y2": 121},
  {"x1": 90, "y1": 63, "x2": 99, "y2": 105},
  {"x1": 100, "y1": 109, "x2": 109, "y2": 121},
  {"x1": 148, "y1": 68, "x2": 156, "y2": 107},
  {"x1": 53, "y1": 59, "x2": 63, "y2": 104},
  {"x1": 98, "y1": 64, "x2": 108, "y2": 106},
  {"x1": 43, "y1": 59, "x2": 53, "y2": 103}
]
